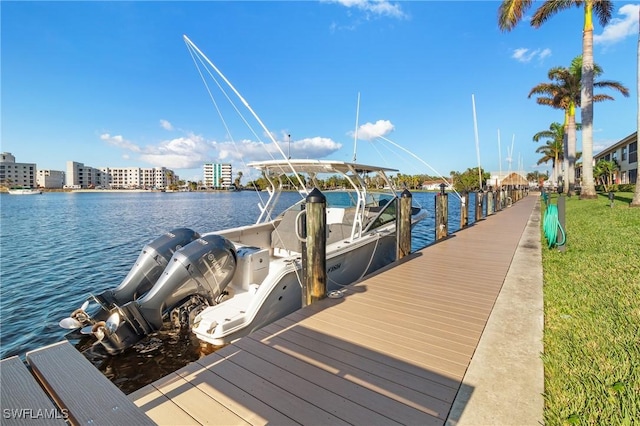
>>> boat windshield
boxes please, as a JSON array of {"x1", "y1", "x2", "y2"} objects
[{"x1": 283, "y1": 191, "x2": 396, "y2": 211}]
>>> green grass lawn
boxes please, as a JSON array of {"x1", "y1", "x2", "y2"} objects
[{"x1": 541, "y1": 192, "x2": 640, "y2": 425}]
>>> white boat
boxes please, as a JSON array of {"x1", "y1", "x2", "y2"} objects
[
  {"x1": 192, "y1": 159, "x2": 428, "y2": 346},
  {"x1": 8, "y1": 187, "x2": 42, "y2": 195},
  {"x1": 57, "y1": 35, "x2": 427, "y2": 355},
  {"x1": 58, "y1": 159, "x2": 427, "y2": 354}
]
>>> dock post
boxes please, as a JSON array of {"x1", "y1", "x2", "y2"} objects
[
  {"x1": 475, "y1": 190, "x2": 484, "y2": 222},
  {"x1": 435, "y1": 184, "x2": 448, "y2": 241},
  {"x1": 487, "y1": 189, "x2": 494, "y2": 216},
  {"x1": 460, "y1": 191, "x2": 469, "y2": 229},
  {"x1": 398, "y1": 189, "x2": 412, "y2": 258},
  {"x1": 303, "y1": 188, "x2": 326, "y2": 306},
  {"x1": 495, "y1": 189, "x2": 501, "y2": 212}
]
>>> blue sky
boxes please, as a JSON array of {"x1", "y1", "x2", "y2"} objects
[{"x1": 2, "y1": 1, "x2": 638, "y2": 183}]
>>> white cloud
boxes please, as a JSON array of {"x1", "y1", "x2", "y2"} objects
[
  {"x1": 214, "y1": 137, "x2": 342, "y2": 163},
  {"x1": 100, "y1": 133, "x2": 141, "y2": 152},
  {"x1": 101, "y1": 129, "x2": 342, "y2": 172},
  {"x1": 594, "y1": 4, "x2": 640, "y2": 45},
  {"x1": 139, "y1": 134, "x2": 212, "y2": 169},
  {"x1": 511, "y1": 47, "x2": 552, "y2": 63},
  {"x1": 538, "y1": 48, "x2": 552, "y2": 60},
  {"x1": 350, "y1": 120, "x2": 395, "y2": 141},
  {"x1": 322, "y1": 0, "x2": 406, "y2": 19},
  {"x1": 159, "y1": 119, "x2": 174, "y2": 131}
]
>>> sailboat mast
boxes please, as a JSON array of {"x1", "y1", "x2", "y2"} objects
[
  {"x1": 353, "y1": 92, "x2": 360, "y2": 162},
  {"x1": 472, "y1": 94, "x2": 482, "y2": 189},
  {"x1": 498, "y1": 129, "x2": 502, "y2": 188}
]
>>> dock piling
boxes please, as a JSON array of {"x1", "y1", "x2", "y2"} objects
[
  {"x1": 397, "y1": 189, "x2": 413, "y2": 258},
  {"x1": 303, "y1": 188, "x2": 327, "y2": 306}
]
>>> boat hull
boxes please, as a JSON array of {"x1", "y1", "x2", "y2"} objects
[
  {"x1": 192, "y1": 231, "x2": 397, "y2": 345},
  {"x1": 8, "y1": 188, "x2": 42, "y2": 195}
]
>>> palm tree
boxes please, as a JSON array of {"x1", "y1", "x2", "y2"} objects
[
  {"x1": 529, "y1": 56, "x2": 628, "y2": 194},
  {"x1": 533, "y1": 122, "x2": 566, "y2": 184},
  {"x1": 632, "y1": 8, "x2": 640, "y2": 207},
  {"x1": 498, "y1": 0, "x2": 614, "y2": 199},
  {"x1": 234, "y1": 171, "x2": 243, "y2": 189},
  {"x1": 535, "y1": 139, "x2": 564, "y2": 186},
  {"x1": 593, "y1": 159, "x2": 618, "y2": 191}
]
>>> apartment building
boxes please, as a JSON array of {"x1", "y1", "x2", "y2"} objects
[
  {"x1": 100, "y1": 166, "x2": 177, "y2": 189},
  {"x1": 203, "y1": 163, "x2": 232, "y2": 189},
  {"x1": 0, "y1": 152, "x2": 38, "y2": 188},
  {"x1": 37, "y1": 169, "x2": 65, "y2": 188},
  {"x1": 594, "y1": 132, "x2": 638, "y2": 184},
  {"x1": 66, "y1": 161, "x2": 108, "y2": 188}
]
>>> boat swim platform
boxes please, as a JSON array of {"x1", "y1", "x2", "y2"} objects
[
  {"x1": 129, "y1": 193, "x2": 543, "y2": 425},
  {"x1": 0, "y1": 193, "x2": 542, "y2": 425}
]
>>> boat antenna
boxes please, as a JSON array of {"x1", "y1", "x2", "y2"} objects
[
  {"x1": 472, "y1": 94, "x2": 482, "y2": 190},
  {"x1": 183, "y1": 35, "x2": 305, "y2": 189},
  {"x1": 374, "y1": 133, "x2": 462, "y2": 201},
  {"x1": 353, "y1": 92, "x2": 360, "y2": 162},
  {"x1": 287, "y1": 134, "x2": 291, "y2": 159}
]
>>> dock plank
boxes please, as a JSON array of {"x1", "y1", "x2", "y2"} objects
[
  {"x1": 240, "y1": 332, "x2": 448, "y2": 422},
  {"x1": 251, "y1": 326, "x2": 459, "y2": 402},
  {"x1": 26, "y1": 341, "x2": 154, "y2": 426},
  {"x1": 194, "y1": 349, "x2": 350, "y2": 425},
  {"x1": 128, "y1": 194, "x2": 538, "y2": 425},
  {"x1": 0, "y1": 356, "x2": 67, "y2": 426},
  {"x1": 129, "y1": 385, "x2": 200, "y2": 425}
]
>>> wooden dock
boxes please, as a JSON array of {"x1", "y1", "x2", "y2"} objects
[
  {"x1": 0, "y1": 193, "x2": 539, "y2": 425},
  {"x1": 128, "y1": 193, "x2": 539, "y2": 425}
]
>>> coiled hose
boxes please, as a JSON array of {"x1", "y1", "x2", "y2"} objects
[{"x1": 543, "y1": 204, "x2": 566, "y2": 248}]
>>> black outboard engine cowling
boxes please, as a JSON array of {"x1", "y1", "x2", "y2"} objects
[
  {"x1": 98, "y1": 228, "x2": 200, "y2": 307},
  {"x1": 97, "y1": 234, "x2": 237, "y2": 355}
]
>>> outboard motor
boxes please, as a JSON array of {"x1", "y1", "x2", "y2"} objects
[
  {"x1": 97, "y1": 228, "x2": 200, "y2": 306},
  {"x1": 59, "y1": 228, "x2": 200, "y2": 330},
  {"x1": 94, "y1": 234, "x2": 237, "y2": 355}
]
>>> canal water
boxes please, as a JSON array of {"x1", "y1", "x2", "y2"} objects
[{"x1": 0, "y1": 189, "x2": 475, "y2": 393}]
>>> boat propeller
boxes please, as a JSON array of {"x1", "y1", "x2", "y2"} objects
[
  {"x1": 58, "y1": 300, "x2": 91, "y2": 329},
  {"x1": 81, "y1": 312, "x2": 121, "y2": 342}
]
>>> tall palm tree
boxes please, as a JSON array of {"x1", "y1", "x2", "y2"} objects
[
  {"x1": 533, "y1": 122, "x2": 566, "y2": 184},
  {"x1": 535, "y1": 138, "x2": 564, "y2": 187},
  {"x1": 529, "y1": 56, "x2": 627, "y2": 193},
  {"x1": 498, "y1": 0, "x2": 614, "y2": 198},
  {"x1": 632, "y1": 8, "x2": 640, "y2": 207}
]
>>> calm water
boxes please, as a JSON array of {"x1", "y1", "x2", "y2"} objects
[{"x1": 0, "y1": 190, "x2": 474, "y2": 393}]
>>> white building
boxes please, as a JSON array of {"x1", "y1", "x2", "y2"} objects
[
  {"x1": 203, "y1": 163, "x2": 232, "y2": 189},
  {"x1": 0, "y1": 152, "x2": 38, "y2": 188},
  {"x1": 101, "y1": 166, "x2": 177, "y2": 189},
  {"x1": 66, "y1": 161, "x2": 108, "y2": 189},
  {"x1": 594, "y1": 132, "x2": 638, "y2": 184},
  {"x1": 37, "y1": 169, "x2": 65, "y2": 189},
  {"x1": 65, "y1": 161, "x2": 178, "y2": 189}
]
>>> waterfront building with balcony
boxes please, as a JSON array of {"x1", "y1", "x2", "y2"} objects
[
  {"x1": 1, "y1": 152, "x2": 38, "y2": 188},
  {"x1": 203, "y1": 163, "x2": 232, "y2": 189}
]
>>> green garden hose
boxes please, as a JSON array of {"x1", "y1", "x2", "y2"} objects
[{"x1": 543, "y1": 204, "x2": 566, "y2": 248}]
